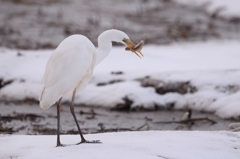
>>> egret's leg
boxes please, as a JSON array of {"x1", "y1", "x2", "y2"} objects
[
  {"x1": 70, "y1": 89, "x2": 86, "y2": 141},
  {"x1": 57, "y1": 97, "x2": 63, "y2": 147},
  {"x1": 70, "y1": 89, "x2": 101, "y2": 144}
]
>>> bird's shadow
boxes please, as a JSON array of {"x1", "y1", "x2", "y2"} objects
[{"x1": 57, "y1": 140, "x2": 102, "y2": 147}]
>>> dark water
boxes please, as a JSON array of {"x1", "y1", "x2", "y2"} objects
[{"x1": 0, "y1": 102, "x2": 237, "y2": 135}]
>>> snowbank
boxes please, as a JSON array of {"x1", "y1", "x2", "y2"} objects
[
  {"x1": 1, "y1": 41, "x2": 240, "y2": 118},
  {"x1": 0, "y1": 131, "x2": 239, "y2": 159}
]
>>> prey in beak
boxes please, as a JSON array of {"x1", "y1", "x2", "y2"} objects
[{"x1": 123, "y1": 38, "x2": 144, "y2": 58}]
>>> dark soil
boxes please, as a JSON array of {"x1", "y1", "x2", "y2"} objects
[
  {"x1": 0, "y1": 103, "x2": 237, "y2": 135},
  {"x1": 0, "y1": 0, "x2": 240, "y2": 49}
]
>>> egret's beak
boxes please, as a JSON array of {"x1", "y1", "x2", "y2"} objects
[{"x1": 123, "y1": 38, "x2": 144, "y2": 58}]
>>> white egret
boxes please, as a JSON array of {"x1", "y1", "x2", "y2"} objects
[{"x1": 39, "y1": 29, "x2": 143, "y2": 147}]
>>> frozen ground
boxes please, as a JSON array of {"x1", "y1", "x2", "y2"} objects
[
  {"x1": 0, "y1": 131, "x2": 240, "y2": 159},
  {"x1": 1, "y1": 41, "x2": 240, "y2": 119}
]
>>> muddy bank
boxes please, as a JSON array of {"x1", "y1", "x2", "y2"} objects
[{"x1": 0, "y1": 103, "x2": 238, "y2": 135}]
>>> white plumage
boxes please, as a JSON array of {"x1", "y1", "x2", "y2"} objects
[{"x1": 39, "y1": 35, "x2": 96, "y2": 110}]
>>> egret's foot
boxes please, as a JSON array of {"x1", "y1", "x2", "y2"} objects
[
  {"x1": 77, "y1": 140, "x2": 102, "y2": 144},
  {"x1": 56, "y1": 142, "x2": 67, "y2": 147}
]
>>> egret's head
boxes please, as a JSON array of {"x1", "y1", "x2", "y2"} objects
[{"x1": 98, "y1": 29, "x2": 143, "y2": 57}]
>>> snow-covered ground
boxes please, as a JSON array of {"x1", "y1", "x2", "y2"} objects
[
  {"x1": 1, "y1": 41, "x2": 240, "y2": 119},
  {"x1": 176, "y1": 0, "x2": 240, "y2": 17},
  {"x1": 0, "y1": 131, "x2": 240, "y2": 159}
]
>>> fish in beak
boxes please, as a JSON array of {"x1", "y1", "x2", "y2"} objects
[{"x1": 123, "y1": 38, "x2": 144, "y2": 58}]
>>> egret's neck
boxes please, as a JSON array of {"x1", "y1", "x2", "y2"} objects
[
  {"x1": 95, "y1": 29, "x2": 128, "y2": 66},
  {"x1": 95, "y1": 40, "x2": 112, "y2": 66},
  {"x1": 95, "y1": 29, "x2": 126, "y2": 66}
]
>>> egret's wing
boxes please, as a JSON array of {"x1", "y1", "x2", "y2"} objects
[
  {"x1": 44, "y1": 50, "x2": 92, "y2": 87},
  {"x1": 40, "y1": 35, "x2": 96, "y2": 109}
]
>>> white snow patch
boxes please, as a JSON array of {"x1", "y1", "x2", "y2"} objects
[
  {"x1": 211, "y1": 92, "x2": 240, "y2": 118},
  {"x1": 0, "y1": 131, "x2": 239, "y2": 159},
  {"x1": 75, "y1": 81, "x2": 164, "y2": 108}
]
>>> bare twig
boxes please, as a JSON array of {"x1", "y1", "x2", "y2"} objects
[
  {"x1": 153, "y1": 117, "x2": 216, "y2": 125},
  {"x1": 79, "y1": 109, "x2": 106, "y2": 116},
  {"x1": 136, "y1": 123, "x2": 150, "y2": 131}
]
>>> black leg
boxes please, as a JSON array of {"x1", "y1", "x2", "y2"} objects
[
  {"x1": 70, "y1": 89, "x2": 101, "y2": 144},
  {"x1": 70, "y1": 89, "x2": 86, "y2": 142},
  {"x1": 56, "y1": 98, "x2": 63, "y2": 147}
]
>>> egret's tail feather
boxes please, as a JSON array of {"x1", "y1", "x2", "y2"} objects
[{"x1": 39, "y1": 87, "x2": 62, "y2": 110}]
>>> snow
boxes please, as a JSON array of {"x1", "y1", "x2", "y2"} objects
[
  {"x1": 0, "y1": 131, "x2": 239, "y2": 159},
  {"x1": 1, "y1": 41, "x2": 240, "y2": 118},
  {"x1": 175, "y1": 0, "x2": 240, "y2": 17}
]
